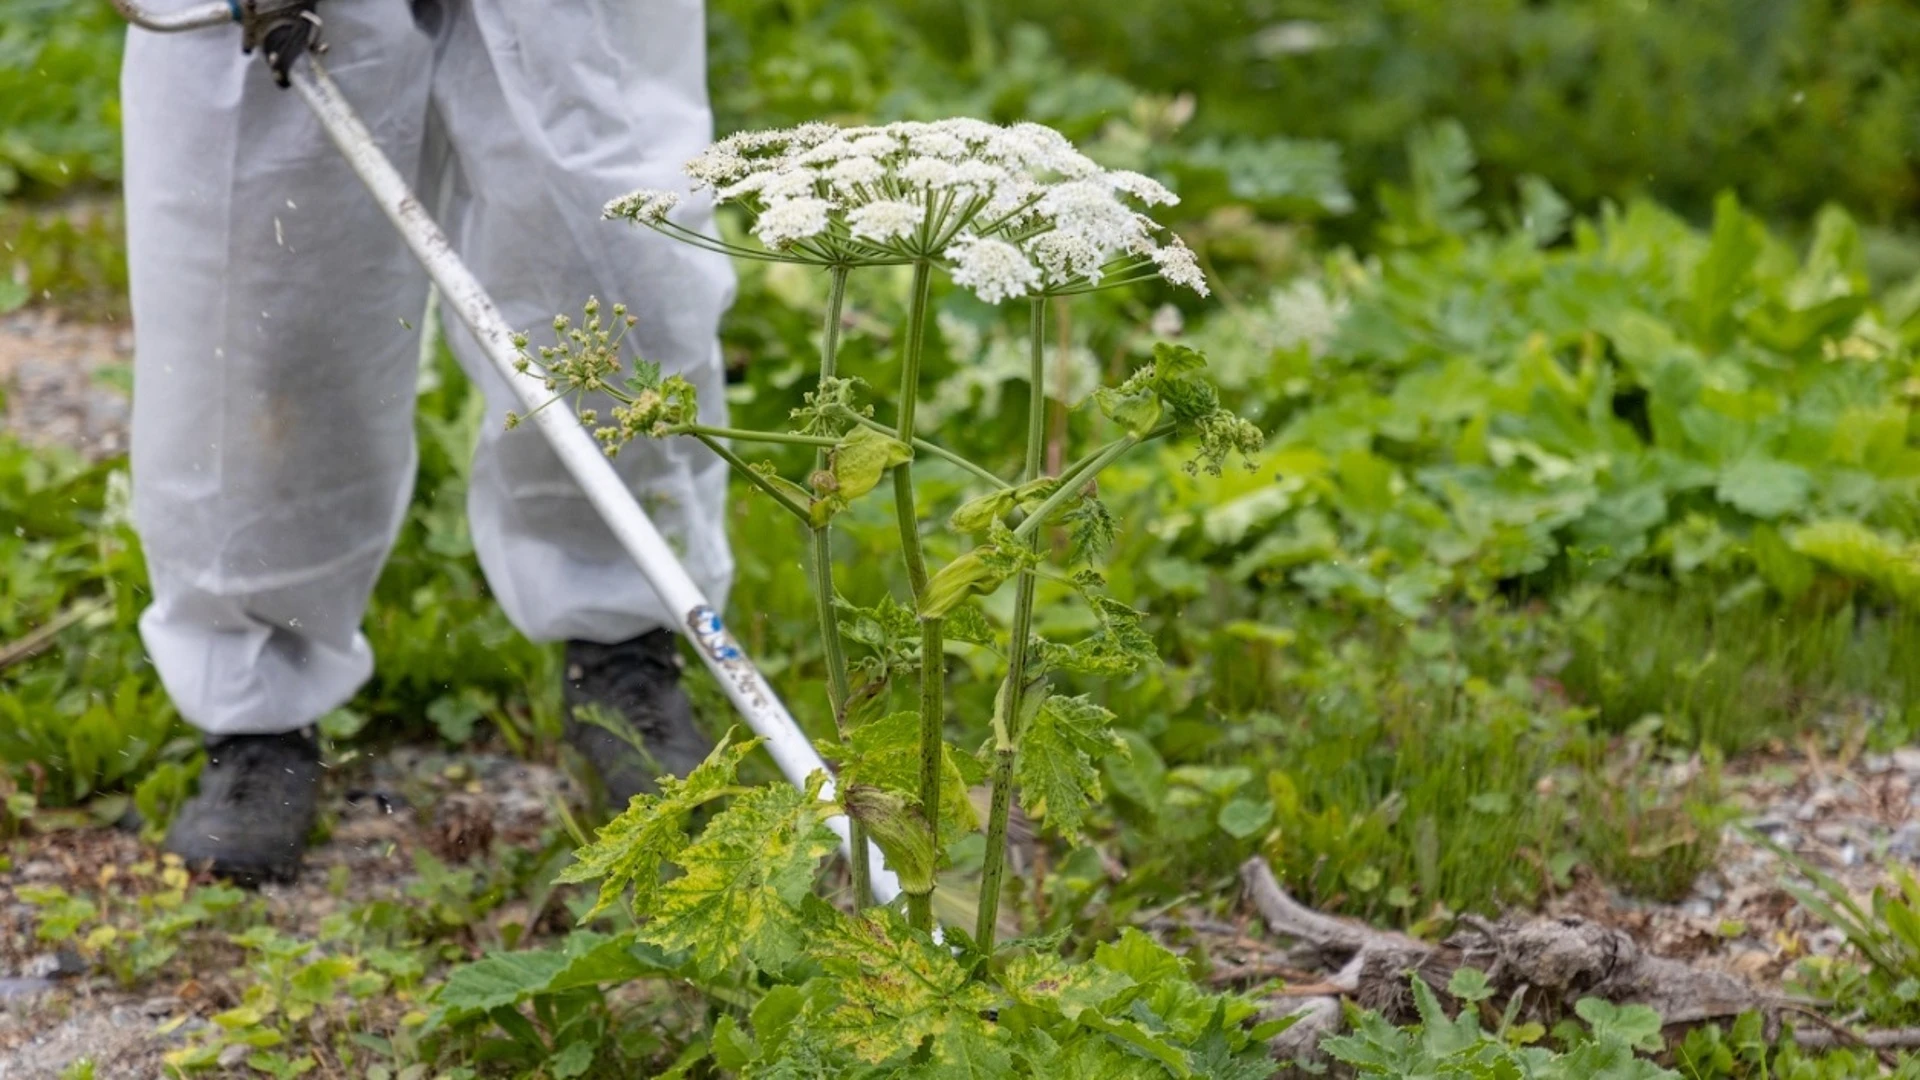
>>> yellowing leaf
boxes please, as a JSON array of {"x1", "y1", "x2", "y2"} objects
[
  {"x1": 555, "y1": 733, "x2": 757, "y2": 921},
  {"x1": 641, "y1": 777, "x2": 839, "y2": 978},
  {"x1": 832, "y1": 427, "x2": 913, "y2": 501},
  {"x1": 920, "y1": 550, "x2": 1010, "y2": 618},
  {"x1": 809, "y1": 905, "x2": 997, "y2": 1065},
  {"x1": 841, "y1": 710, "x2": 981, "y2": 847}
]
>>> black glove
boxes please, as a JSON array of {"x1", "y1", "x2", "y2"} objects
[{"x1": 239, "y1": 1, "x2": 325, "y2": 89}]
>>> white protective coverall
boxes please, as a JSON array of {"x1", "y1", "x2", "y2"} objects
[{"x1": 122, "y1": 0, "x2": 736, "y2": 735}]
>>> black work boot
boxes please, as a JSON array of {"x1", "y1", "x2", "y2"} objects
[
  {"x1": 564, "y1": 630, "x2": 713, "y2": 808},
  {"x1": 164, "y1": 730, "x2": 321, "y2": 884}
]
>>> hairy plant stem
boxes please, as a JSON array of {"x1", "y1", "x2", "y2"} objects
[
  {"x1": 807, "y1": 267, "x2": 871, "y2": 908},
  {"x1": 669, "y1": 424, "x2": 838, "y2": 448},
  {"x1": 894, "y1": 260, "x2": 943, "y2": 931},
  {"x1": 690, "y1": 433, "x2": 811, "y2": 524},
  {"x1": 1012, "y1": 423, "x2": 1175, "y2": 544},
  {"x1": 975, "y1": 298, "x2": 1049, "y2": 949}
]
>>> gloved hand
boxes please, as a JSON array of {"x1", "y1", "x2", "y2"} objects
[{"x1": 239, "y1": 0, "x2": 326, "y2": 88}]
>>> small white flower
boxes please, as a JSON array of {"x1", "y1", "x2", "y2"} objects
[
  {"x1": 1039, "y1": 180, "x2": 1148, "y2": 251},
  {"x1": 760, "y1": 169, "x2": 822, "y2": 200},
  {"x1": 998, "y1": 123, "x2": 1101, "y2": 178},
  {"x1": 906, "y1": 129, "x2": 969, "y2": 159},
  {"x1": 754, "y1": 197, "x2": 832, "y2": 247},
  {"x1": 1026, "y1": 231, "x2": 1106, "y2": 287},
  {"x1": 899, "y1": 156, "x2": 959, "y2": 189},
  {"x1": 849, "y1": 132, "x2": 900, "y2": 158},
  {"x1": 795, "y1": 138, "x2": 860, "y2": 165},
  {"x1": 1107, "y1": 170, "x2": 1179, "y2": 207},
  {"x1": 980, "y1": 176, "x2": 1044, "y2": 225},
  {"x1": 826, "y1": 156, "x2": 886, "y2": 189},
  {"x1": 604, "y1": 188, "x2": 681, "y2": 223},
  {"x1": 1150, "y1": 303, "x2": 1185, "y2": 338},
  {"x1": 847, "y1": 200, "x2": 925, "y2": 243},
  {"x1": 1150, "y1": 236, "x2": 1209, "y2": 296},
  {"x1": 930, "y1": 118, "x2": 1000, "y2": 147},
  {"x1": 948, "y1": 159, "x2": 1012, "y2": 195},
  {"x1": 685, "y1": 147, "x2": 748, "y2": 188},
  {"x1": 945, "y1": 233, "x2": 1041, "y2": 304},
  {"x1": 715, "y1": 171, "x2": 773, "y2": 201}
]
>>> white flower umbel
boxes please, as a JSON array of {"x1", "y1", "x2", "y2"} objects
[
  {"x1": 753, "y1": 196, "x2": 832, "y2": 247},
  {"x1": 1149, "y1": 236, "x2": 1210, "y2": 298},
  {"x1": 602, "y1": 188, "x2": 679, "y2": 224},
  {"x1": 946, "y1": 234, "x2": 1042, "y2": 305},
  {"x1": 603, "y1": 118, "x2": 1209, "y2": 300}
]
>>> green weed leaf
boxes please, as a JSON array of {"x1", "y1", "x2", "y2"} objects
[
  {"x1": 1016, "y1": 695, "x2": 1120, "y2": 839},
  {"x1": 555, "y1": 733, "x2": 756, "y2": 921},
  {"x1": 808, "y1": 903, "x2": 999, "y2": 1066},
  {"x1": 641, "y1": 774, "x2": 839, "y2": 978}
]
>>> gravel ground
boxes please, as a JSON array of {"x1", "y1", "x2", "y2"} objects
[
  {"x1": 0, "y1": 747, "x2": 578, "y2": 1079},
  {"x1": 1547, "y1": 746, "x2": 1920, "y2": 984},
  {"x1": 0, "y1": 308, "x2": 131, "y2": 461}
]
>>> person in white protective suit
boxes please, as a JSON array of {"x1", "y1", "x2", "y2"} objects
[{"x1": 124, "y1": 0, "x2": 735, "y2": 882}]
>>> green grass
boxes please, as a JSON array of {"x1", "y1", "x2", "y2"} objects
[{"x1": 0, "y1": 198, "x2": 127, "y2": 316}]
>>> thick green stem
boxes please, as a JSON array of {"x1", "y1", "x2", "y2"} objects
[
  {"x1": 913, "y1": 613, "x2": 946, "y2": 923},
  {"x1": 1013, "y1": 436, "x2": 1137, "y2": 543},
  {"x1": 894, "y1": 260, "x2": 942, "y2": 929},
  {"x1": 671, "y1": 424, "x2": 838, "y2": 448},
  {"x1": 893, "y1": 262, "x2": 934, "y2": 599},
  {"x1": 1044, "y1": 421, "x2": 1180, "y2": 509},
  {"x1": 807, "y1": 267, "x2": 870, "y2": 908},
  {"x1": 976, "y1": 298, "x2": 1049, "y2": 949},
  {"x1": 691, "y1": 433, "x2": 811, "y2": 524}
]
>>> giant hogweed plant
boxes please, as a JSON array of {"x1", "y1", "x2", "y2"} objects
[{"x1": 513, "y1": 120, "x2": 1271, "y2": 1074}]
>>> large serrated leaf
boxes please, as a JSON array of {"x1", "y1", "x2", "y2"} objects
[
  {"x1": 641, "y1": 777, "x2": 839, "y2": 978},
  {"x1": 556, "y1": 733, "x2": 757, "y2": 920}
]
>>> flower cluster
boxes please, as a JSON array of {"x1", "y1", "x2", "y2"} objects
[
  {"x1": 603, "y1": 119, "x2": 1207, "y2": 303},
  {"x1": 506, "y1": 297, "x2": 697, "y2": 454}
]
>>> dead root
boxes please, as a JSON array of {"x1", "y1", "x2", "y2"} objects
[{"x1": 1233, "y1": 856, "x2": 1897, "y2": 1068}]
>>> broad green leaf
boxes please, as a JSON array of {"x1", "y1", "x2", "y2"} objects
[
  {"x1": 1691, "y1": 192, "x2": 1764, "y2": 344},
  {"x1": 809, "y1": 904, "x2": 998, "y2": 1066},
  {"x1": 642, "y1": 775, "x2": 839, "y2": 978},
  {"x1": 548, "y1": 1040, "x2": 596, "y2": 1079},
  {"x1": 1001, "y1": 951, "x2": 1133, "y2": 1022},
  {"x1": 1037, "y1": 595, "x2": 1156, "y2": 677},
  {"x1": 1791, "y1": 520, "x2": 1920, "y2": 603},
  {"x1": 710, "y1": 1014, "x2": 757, "y2": 1070},
  {"x1": 1575, "y1": 997, "x2": 1665, "y2": 1053},
  {"x1": 1091, "y1": 928, "x2": 1188, "y2": 987},
  {"x1": 1216, "y1": 797, "x2": 1274, "y2": 840},
  {"x1": 433, "y1": 931, "x2": 664, "y2": 1021},
  {"x1": 556, "y1": 733, "x2": 757, "y2": 920},
  {"x1": 1016, "y1": 695, "x2": 1119, "y2": 839},
  {"x1": 840, "y1": 709, "x2": 981, "y2": 846},
  {"x1": 1715, "y1": 457, "x2": 1810, "y2": 519},
  {"x1": 1005, "y1": 952, "x2": 1191, "y2": 1076},
  {"x1": 1447, "y1": 966, "x2": 1494, "y2": 1004},
  {"x1": 1029, "y1": 1034, "x2": 1160, "y2": 1078},
  {"x1": 1516, "y1": 175, "x2": 1569, "y2": 247},
  {"x1": 903, "y1": 1025, "x2": 1016, "y2": 1079}
]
